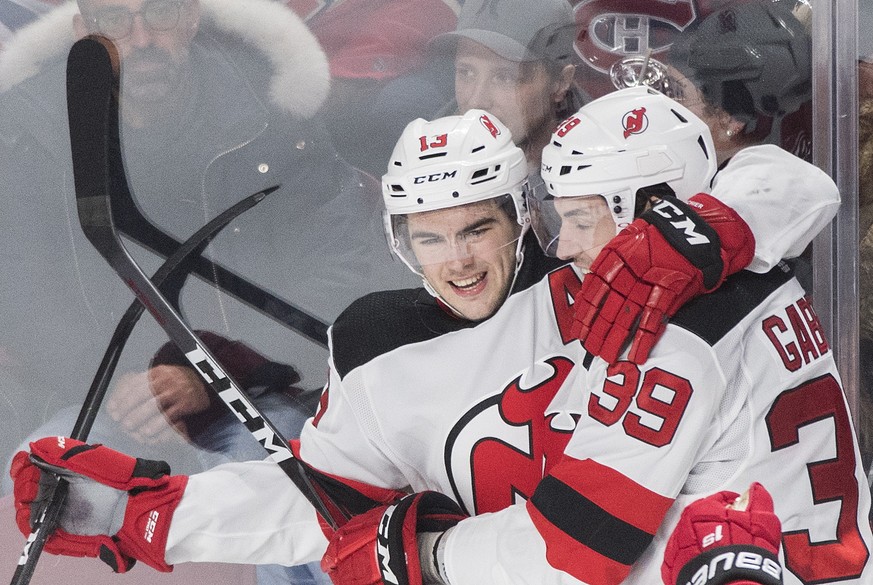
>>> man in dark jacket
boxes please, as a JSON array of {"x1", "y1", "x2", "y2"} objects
[{"x1": 0, "y1": 2, "x2": 413, "y2": 582}]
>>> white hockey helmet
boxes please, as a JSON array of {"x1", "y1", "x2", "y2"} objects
[
  {"x1": 382, "y1": 109, "x2": 531, "y2": 278},
  {"x1": 532, "y1": 86, "x2": 717, "y2": 258}
]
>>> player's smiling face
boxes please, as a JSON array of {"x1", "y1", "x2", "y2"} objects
[{"x1": 406, "y1": 198, "x2": 521, "y2": 321}]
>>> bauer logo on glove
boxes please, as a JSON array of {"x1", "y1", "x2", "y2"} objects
[{"x1": 662, "y1": 482, "x2": 783, "y2": 585}]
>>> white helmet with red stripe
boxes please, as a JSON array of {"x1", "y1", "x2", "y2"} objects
[
  {"x1": 382, "y1": 109, "x2": 530, "y2": 278},
  {"x1": 532, "y1": 86, "x2": 717, "y2": 257}
]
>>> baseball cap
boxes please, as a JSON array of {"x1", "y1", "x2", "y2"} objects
[{"x1": 430, "y1": 0, "x2": 576, "y2": 65}]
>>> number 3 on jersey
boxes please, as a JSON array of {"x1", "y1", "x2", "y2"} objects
[{"x1": 767, "y1": 375, "x2": 869, "y2": 582}]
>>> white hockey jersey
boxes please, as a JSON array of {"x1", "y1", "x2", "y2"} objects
[{"x1": 165, "y1": 146, "x2": 869, "y2": 585}]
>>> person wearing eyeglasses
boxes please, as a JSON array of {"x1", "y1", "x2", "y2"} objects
[
  {"x1": 73, "y1": 0, "x2": 199, "y2": 124},
  {"x1": 0, "y1": 1, "x2": 415, "y2": 582}
]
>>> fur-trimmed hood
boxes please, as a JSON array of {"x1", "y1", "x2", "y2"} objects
[{"x1": 0, "y1": 0, "x2": 330, "y2": 117}]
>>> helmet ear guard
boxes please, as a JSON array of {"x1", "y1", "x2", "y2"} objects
[{"x1": 532, "y1": 86, "x2": 717, "y2": 258}]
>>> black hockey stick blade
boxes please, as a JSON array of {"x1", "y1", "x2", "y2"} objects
[
  {"x1": 115, "y1": 201, "x2": 330, "y2": 347},
  {"x1": 71, "y1": 185, "x2": 278, "y2": 439},
  {"x1": 67, "y1": 37, "x2": 344, "y2": 525}
]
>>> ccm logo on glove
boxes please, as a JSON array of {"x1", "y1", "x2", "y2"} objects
[
  {"x1": 651, "y1": 199, "x2": 712, "y2": 246},
  {"x1": 144, "y1": 510, "x2": 160, "y2": 543},
  {"x1": 377, "y1": 503, "x2": 401, "y2": 585}
]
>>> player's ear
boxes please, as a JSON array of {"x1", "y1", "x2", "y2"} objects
[
  {"x1": 725, "y1": 118, "x2": 746, "y2": 141},
  {"x1": 712, "y1": 108, "x2": 746, "y2": 142},
  {"x1": 551, "y1": 64, "x2": 576, "y2": 104}
]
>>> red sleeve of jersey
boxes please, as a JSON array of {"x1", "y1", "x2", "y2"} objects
[
  {"x1": 289, "y1": 439, "x2": 407, "y2": 537},
  {"x1": 526, "y1": 456, "x2": 674, "y2": 585}
]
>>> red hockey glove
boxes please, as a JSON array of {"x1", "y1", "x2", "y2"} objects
[
  {"x1": 322, "y1": 491, "x2": 467, "y2": 585},
  {"x1": 662, "y1": 483, "x2": 783, "y2": 585},
  {"x1": 573, "y1": 193, "x2": 755, "y2": 364},
  {"x1": 10, "y1": 437, "x2": 187, "y2": 573}
]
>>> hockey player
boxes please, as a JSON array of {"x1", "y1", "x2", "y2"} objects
[{"x1": 10, "y1": 95, "x2": 860, "y2": 585}]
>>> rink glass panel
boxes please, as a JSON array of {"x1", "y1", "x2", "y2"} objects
[{"x1": 0, "y1": 1, "x2": 867, "y2": 582}]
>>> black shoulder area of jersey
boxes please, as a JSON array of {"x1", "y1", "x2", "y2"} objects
[
  {"x1": 669, "y1": 263, "x2": 796, "y2": 346},
  {"x1": 331, "y1": 288, "x2": 475, "y2": 378},
  {"x1": 330, "y1": 233, "x2": 562, "y2": 379},
  {"x1": 514, "y1": 232, "x2": 566, "y2": 293}
]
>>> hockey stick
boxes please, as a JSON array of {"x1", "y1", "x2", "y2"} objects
[
  {"x1": 66, "y1": 35, "x2": 346, "y2": 527},
  {"x1": 114, "y1": 192, "x2": 330, "y2": 348},
  {"x1": 9, "y1": 186, "x2": 277, "y2": 585},
  {"x1": 71, "y1": 185, "x2": 279, "y2": 439}
]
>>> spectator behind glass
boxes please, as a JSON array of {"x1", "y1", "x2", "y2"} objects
[
  {"x1": 0, "y1": 0, "x2": 412, "y2": 523},
  {"x1": 620, "y1": 0, "x2": 812, "y2": 166},
  {"x1": 602, "y1": 1, "x2": 810, "y2": 165},
  {"x1": 284, "y1": 0, "x2": 459, "y2": 177},
  {"x1": 0, "y1": 0, "x2": 418, "y2": 582},
  {"x1": 429, "y1": 0, "x2": 584, "y2": 172}
]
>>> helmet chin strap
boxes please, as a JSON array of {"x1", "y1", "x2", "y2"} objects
[{"x1": 422, "y1": 278, "x2": 467, "y2": 320}]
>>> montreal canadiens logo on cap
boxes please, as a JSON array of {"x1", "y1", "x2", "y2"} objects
[{"x1": 622, "y1": 107, "x2": 648, "y2": 138}]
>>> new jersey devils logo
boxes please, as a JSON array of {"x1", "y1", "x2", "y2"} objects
[
  {"x1": 480, "y1": 114, "x2": 501, "y2": 138},
  {"x1": 622, "y1": 107, "x2": 648, "y2": 138},
  {"x1": 444, "y1": 356, "x2": 582, "y2": 515}
]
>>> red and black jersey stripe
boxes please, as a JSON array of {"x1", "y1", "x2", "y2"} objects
[{"x1": 527, "y1": 457, "x2": 673, "y2": 585}]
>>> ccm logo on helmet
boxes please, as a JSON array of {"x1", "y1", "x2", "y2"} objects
[
  {"x1": 652, "y1": 199, "x2": 711, "y2": 245},
  {"x1": 623, "y1": 107, "x2": 648, "y2": 138},
  {"x1": 682, "y1": 550, "x2": 782, "y2": 585},
  {"x1": 413, "y1": 170, "x2": 458, "y2": 184}
]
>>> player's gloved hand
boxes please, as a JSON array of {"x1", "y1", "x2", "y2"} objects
[
  {"x1": 573, "y1": 193, "x2": 755, "y2": 364},
  {"x1": 661, "y1": 482, "x2": 783, "y2": 585},
  {"x1": 322, "y1": 491, "x2": 467, "y2": 585},
  {"x1": 10, "y1": 436, "x2": 187, "y2": 573}
]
